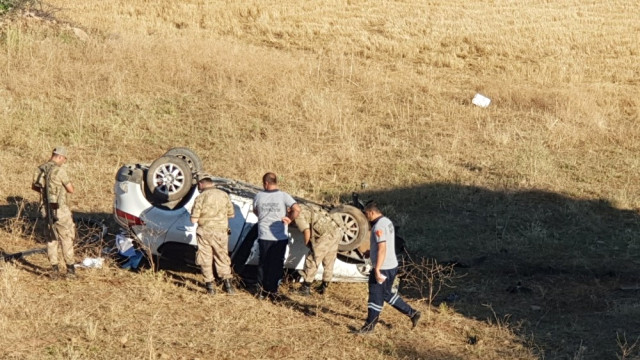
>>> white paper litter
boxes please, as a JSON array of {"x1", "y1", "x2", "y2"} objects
[
  {"x1": 79, "y1": 257, "x2": 104, "y2": 268},
  {"x1": 472, "y1": 93, "x2": 491, "y2": 108}
]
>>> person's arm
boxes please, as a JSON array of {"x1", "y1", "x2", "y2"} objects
[
  {"x1": 283, "y1": 203, "x2": 301, "y2": 225},
  {"x1": 252, "y1": 197, "x2": 259, "y2": 216},
  {"x1": 59, "y1": 168, "x2": 74, "y2": 194},
  {"x1": 32, "y1": 168, "x2": 44, "y2": 192},
  {"x1": 190, "y1": 196, "x2": 202, "y2": 225},
  {"x1": 226, "y1": 196, "x2": 235, "y2": 218},
  {"x1": 64, "y1": 183, "x2": 75, "y2": 194},
  {"x1": 303, "y1": 228, "x2": 311, "y2": 246},
  {"x1": 293, "y1": 213, "x2": 311, "y2": 245},
  {"x1": 374, "y1": 241, "x2": 387, "y2": 283}
]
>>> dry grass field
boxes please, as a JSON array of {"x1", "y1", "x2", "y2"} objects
[{"x1": 1, "y1": 0, "x2": 639, "y2": 358}]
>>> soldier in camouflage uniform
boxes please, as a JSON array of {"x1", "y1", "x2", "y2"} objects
[
  {"x1": 190, "y1": 173, "x2": 236, "y2": 295},
  {"x1": 294, "y1": 203, "x2": 343, "y2": 296},
  {"x1": 32, "y1": 146, "x2": 77, "y2": 278}
]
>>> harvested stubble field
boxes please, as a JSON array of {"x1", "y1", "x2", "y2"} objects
[{"x1": 1, "y1": 0, "x2": 639, "y2": 359}]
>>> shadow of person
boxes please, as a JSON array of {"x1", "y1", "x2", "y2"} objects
[
  {"x1": 10, "y1": 256, "x2": 50, "y2": 276},
  {"x1": 162, "y1": 269, "x2": 208, "y2": 294}
]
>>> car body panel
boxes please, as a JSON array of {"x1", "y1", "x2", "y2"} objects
[{"x1": 114, "y1": 164, "x2": 369, "y2": 282}]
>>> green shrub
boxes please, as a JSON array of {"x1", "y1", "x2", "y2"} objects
[{"x1": 0, "y1": 0, "x2": 30, "y2": 14}]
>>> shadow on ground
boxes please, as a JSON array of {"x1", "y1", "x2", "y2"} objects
[
  {"x1": 341, "y1": 183, "x2": 640, "y2": 360},
  {"x1": 3, "y1": 185, "x2": 640, "y2": 359}
]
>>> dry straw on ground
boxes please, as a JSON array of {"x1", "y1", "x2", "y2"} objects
[{"x1": 0, "y1": 0, "x2": 639, "y2": 358}]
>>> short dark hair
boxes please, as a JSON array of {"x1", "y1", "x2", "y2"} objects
[
  {"x1": 364, "y1": 201, "x2": 380, "y2": 213},
  {"x1": 262, "y1": 172, "x2": 277, "y2": 185}
]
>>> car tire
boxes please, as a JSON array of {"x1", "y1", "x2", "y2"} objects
[
  {"x1": 330, "y1": 204, "x2": 370, "y2": 252},
  {"x1": 163, "y1": 147, "x2": 203, "y2": 177},
  {"x1": 146, "y1": 156, "x2": 193, "y2": 203}
]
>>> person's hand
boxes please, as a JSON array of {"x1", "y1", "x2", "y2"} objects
[
  {"x1": 282, "y1": 217, "x2": 292, "y2": 225},
  {"x1": 374, "y1": 269, "x2": 386, "y2": 284}
]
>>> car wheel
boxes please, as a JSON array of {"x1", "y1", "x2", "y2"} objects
[
  {"x1": 330, "y1": 205, "x2": 370, "y2": 252},
  {"x1": 146, "y1": 156, "x2": 193, "y2": 202},
  {"x1": 163, "y1": 147, "x2": 203, "y2": 176}
]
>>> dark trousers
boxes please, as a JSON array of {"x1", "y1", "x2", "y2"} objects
[
  {"x1": 257, "y1": 239, "x2": 288, "y2": 294},
  {"x1": 365, "y1": 267, "x2": 416, "y2": 327}
]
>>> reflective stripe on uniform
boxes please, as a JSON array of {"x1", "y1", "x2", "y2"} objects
[{"x1": 368, "y1": 302, "x2": 383, "y2": 312}]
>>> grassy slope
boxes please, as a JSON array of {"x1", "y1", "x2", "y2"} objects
[{"x1": 1, "y1": 0, "x2": 639, "y2": 358}]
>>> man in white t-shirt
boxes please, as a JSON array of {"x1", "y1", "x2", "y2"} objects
[{"x1": 253, "y1": 172, "x2": 300, "y2": 299}]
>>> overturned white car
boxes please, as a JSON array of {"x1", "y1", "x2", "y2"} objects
[{"x1": 113, "y1": 148, "x2": 371, "y2": 282}]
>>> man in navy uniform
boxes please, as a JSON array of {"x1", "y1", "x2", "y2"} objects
[{"x1": 353, "y1": 201, "x2": 421, "y2": 334}]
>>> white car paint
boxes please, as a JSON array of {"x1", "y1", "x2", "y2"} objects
[{"x1": 114, "y1": 164, "x2": 370, "y2": 282}]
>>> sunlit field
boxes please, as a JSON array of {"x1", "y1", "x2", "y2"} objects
[{"x1": 1, "y1": 0, "x2": 639, "y2": 358}]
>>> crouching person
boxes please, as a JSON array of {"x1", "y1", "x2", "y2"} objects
[
  {"x1": 190, "y1": 173, "x2": 236, "y2": 295},
  {"x1": 295, "y1": 204, "x2": 342, "y2": 296},
  {"x1": 32, "y1": 146, "x2": 77, "y2": 279}
]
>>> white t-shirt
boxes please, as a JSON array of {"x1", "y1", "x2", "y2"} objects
[
  {"x1": 370, "y1": 216, "x2": 398, "y2": 270},
  {"x1": 253, "y1": 189, "x2": 297, "y2": 241}
]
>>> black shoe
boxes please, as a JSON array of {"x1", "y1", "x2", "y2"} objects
[
  {"x1": 205, "y1": 282, "x2": 216, "y2": 295},
  {"x1": 316, "y1": 281, "x2": 329, "y2": 295},
  {"x1": 223, "y1": 279, "x2": 235, "y2": 295},
  {"x1": 351, "y1": 324, "x2": 375, "y2": 335},
  {"x1": 299, "y1": 283, "x2": 311, "y2": 296},
  {"x1": 411, "y1": 311, "x2": 421, "y2": 329}
]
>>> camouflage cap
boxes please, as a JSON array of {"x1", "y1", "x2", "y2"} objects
[
  {"x1": 197, "y1": 172, "x2": 215, "y2": 182},
  {"x1": 53, "y1": 146, "x2": 68, "y2": 157}
]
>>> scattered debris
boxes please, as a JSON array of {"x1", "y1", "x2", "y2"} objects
[
  {"x1": 115, "y1": 231, "x2": 144, "y2": 270},
  {"x1": 72, "y1": 27, "x2": 89, "y2": 42},
  {"x1": 78, "y1": 257, "x2": 104, "y2": 268},
  {"x1": 472, "y1": 93, "x2": 491, "y2": 108}
]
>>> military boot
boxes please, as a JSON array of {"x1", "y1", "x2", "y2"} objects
[
  {"x1": 66, "y1": 264, "x2": 77, "y2": 279},
  {"x1": 317, "y1": 281, "x2": 329, "y2": 295},
  {"x1": 298, "y1": 282, "x2": 311, "y2": 296},
  {"x1": 223, "y1": 279, "x2": 235, "y2": 295},
  {"x1": 49, "y1": 264, "x2": 61, "y2": 279},
  {"x1": 205, "y1": 282, "x2": 216, "y2": 295}
]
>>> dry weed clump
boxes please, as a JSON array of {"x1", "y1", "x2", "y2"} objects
[
  {"x1": 0, "y1": 0, "x2": 638, "y2": 358},
  {"x1": 400, "y1": 256, "x2": 458, "y2": 318}
]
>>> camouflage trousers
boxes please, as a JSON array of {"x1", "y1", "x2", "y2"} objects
[
  {"x1": 303, "y1": 228, "x2": 341, "y2": 283},
  {"x1": 196, "y1": 229, "x2": 231, "y2": 283},
  {"x1": 47, "y1": 207, "x2": 76, "y2": 266}
]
